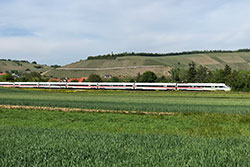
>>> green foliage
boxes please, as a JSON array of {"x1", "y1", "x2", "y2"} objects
[
  {"x1": 70, "y1": 79, "x2": 79, "y2": 82},
  {"x1": 87, "y1": 74, "x2": 102, "y2": 82},
  {"x1": 224, "y1": 64, "x2": 232, "y2": 76},
  {"x1": 196, "y1": 65, "x2": 212, "y2": 83},
  {"x1": 187, "y1": 61, "x2": 197, "y2": 82},
  {"x1": 155, "y1": 75, "x2": 169, "y2": 83},
  {"x1": 34, "y1": 65, "x2": 42, "y2": 69},
  {"x1": 17, "y1": 72, "x2": 48, "y2": 82},
  {"x1": 5, "y1": 73, "x2": 15, "y2": 81},
  {"x1": 140, "y1": 71, "x2": 157, "y2": 82},
  {"x1": 169, "y1": 68, "x2": 181, "y2": 82},
  {"x1": 168, "y1": 63, "x2": 250, "y2": 91},
  {"x1": 110, "y1": 76, "x2": 120, "y2": 82},
  {"x1": 51, "y1": 64, "x2": 61, "y2": 69}
]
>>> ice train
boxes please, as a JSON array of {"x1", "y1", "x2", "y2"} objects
[{"x1": 0, "y1": 82, "x2": 231, "y2": 91}]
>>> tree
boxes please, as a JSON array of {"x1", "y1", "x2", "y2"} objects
[
  {"x1": 87, "y1": 74, "x2": 102, "y2": 82},
  {"x1": 18, "y1": 72, "x2": 45, "y2": 82},
  {"x1": 213, "y1": 64, "x2": 232, "y2": 83},
  {"x1": 224, "y1": 64, "x2": 232, "y2": 76},
  {"x1": 156, "y1": 75, "x2": 168, "y2": 83},
  {"x1": 136, "y1": 73, "x2": 142, "y2": 82},
  {"x1": 196, "y1": 65, "x2": 211, "y2": 83},
  {"x1": 224, "y1": 64, "x2": 232, "y2": 83},
  {"x1": 5, "y1": 73, "x2": 14, "y2": 81},
  {"x1": 51, "y1": 65, "x2": 61, "y2": 69},
  {"x1": 187, "y1": 61, "x2": 197, "y2": 82},
  {"x1": 226, "y1": 70, "x2": 242, "y2": 91},
  {"x1": 110, "y1": 76, "x2": 119, "y2": 82},
  {"x1": 141, "y1": 71, "x2": 157, "y2": 83},
  {"x1": 169, "y1": 67, "x2": 181, "y2": 82}
]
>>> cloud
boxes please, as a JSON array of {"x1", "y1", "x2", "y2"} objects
[{"x1": 0, "y1": 0, "x2": 250, "y2": 65}]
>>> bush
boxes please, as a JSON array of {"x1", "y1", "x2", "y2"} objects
[
  {"x1": 87, "y1": 74, "x2": 102, "y2": 82},
  {"x1": 141, "y1": 71, "x2": 157, "y2": 83}
]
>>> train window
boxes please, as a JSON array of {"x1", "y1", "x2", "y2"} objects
[
  {"x1": 180, "y1": 86, "x2": 190, "y2": 88},
  {"x1": 20, "y1": 84, "x2": 37, "y2": 85},
  {"x1": 51, "y1": 84, "x2": 65, "y2": 86},
  {"x1": 0, "y1": 83, "x2": 13, "y2": 85},
  {"x1": 136, "y1": 85, "x2": 147, "y2": 87}
]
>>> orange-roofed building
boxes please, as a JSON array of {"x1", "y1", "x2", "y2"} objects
[
  {"x1": 48, "y1": 78, "x2": 61, "y2": 82},
  {"x1": 0, "y1": 73, "x2": 7, "y2": 76},
  {"x1": 69, "y1": 77, "x2": 88, "y2": 82},
  {"x1": 119, "y1": 75, "x2": 125, "y2": 78}
]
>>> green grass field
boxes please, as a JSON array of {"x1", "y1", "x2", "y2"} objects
[{"x1": 1, "y1": 88, "x2": 250, "y2": 166}]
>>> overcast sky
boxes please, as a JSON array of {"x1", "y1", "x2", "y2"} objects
[{"x1": 0, "y1": 0, "x2": 250, "y2": 65}]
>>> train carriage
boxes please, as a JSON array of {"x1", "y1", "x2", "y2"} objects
[
  {"x1": 0, "y1": 82, "x2": 15, "y2": 87},
  {"x1": 177, "y1": 83, "x2": 231, "y2": 91},
  {"x1": 0, "y1": 82, "x2": 231, "y2": 91},
  {"x1": 98, "y1": 82, "x2": 134, "y2": 90},
  {"x1": 67, "y1": 82, "x2": 98, "y2": 89},
  {"x1": 135, "y1": 83, "x2": 176, "y2": 90}
]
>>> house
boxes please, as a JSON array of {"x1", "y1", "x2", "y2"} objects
[
  {"x1": 68, "y1": 77, "x2": 88, "y2": 82},
  {"x1": 48, "y1": 78, "x2": 61, "y2": 82},
  {"x1": 0, "y1": 73, "x2": 7, "y2": 76},
  {"x1": 104, "y1": 75, "x2": 112, "y2": 79}
]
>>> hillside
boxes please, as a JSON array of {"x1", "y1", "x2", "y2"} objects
[
  {"x1": 0, "y1": 59, "x2": 52, "y2": 74},
  {"x1": 46, "y1": 51, "x2": 250, "y2": 78}
]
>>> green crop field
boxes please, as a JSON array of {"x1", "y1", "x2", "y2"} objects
[
  {"x1": 1, "y1": 87, "x2": 250, "y2": 166},
  {"x1": 1, "y1": 88, "x2": 250, "y2": 114}
]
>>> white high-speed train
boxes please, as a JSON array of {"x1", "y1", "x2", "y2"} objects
[{"x1": 0, "y1": 82, "x2": 231, "y2": 91}]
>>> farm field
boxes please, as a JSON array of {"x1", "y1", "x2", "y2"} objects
[
  {"x1": 1, "y1": 88, "x2": 250, "y2": 114},
  {"x1": 1, "y1": 88, "x2": 250, "y2": 166}
]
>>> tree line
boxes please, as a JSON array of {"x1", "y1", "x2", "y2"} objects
[
  {"x1": 168, "y1": 62, "x2": 250, "y2": 91},
  {"x1": 0, "y1": 72, "x2": 48, "y2": 82}
]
